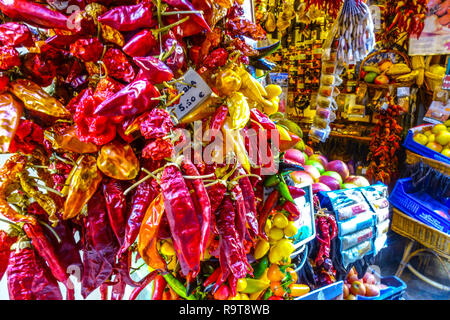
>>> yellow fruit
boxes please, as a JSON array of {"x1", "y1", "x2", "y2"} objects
[
  {"x1": 268, "y1": 246, "x2": 282, "y2": 264},
  {"x1": 265, "y1": 84, "x2": 282, "y2": 98},
  {"x1": 276, "y1": 125, "x2": 292, "y2": 141},
  {"x1": 444, "y1": 119, "x2": 450, "y2": 127},
  {"x1": 160, "y1": 240, "x2": 175, "y2": 256},
  {"x1": 254, "y1": 239, "x2": 270, "y2": 259},
  {"x1": 279, "y1": 256, "x2": 292, "y2": 266},
  {"x1": 249, "y1": 290, "x2": 264, "y2": 300},
  {"x1": 413, "y1": 133, "x2": 428, "y2": 145},
  {"x1": 284, "y1": 221, "x2": 298, "y2": 237},
  {"x1": 432, "y1": 124, "x2": 447, "y2": 135},
  {"x1": 428, "y1": 134, "x2": 436, "y2": 143},
  {"x1": 268, "y1": 227, "x2": 284, "y2": 242},
  {"x1": 236, "y1": 278, "x2": 247, "y2": 292},
  {"x1": 228, "y1": 293, "x2": 241, "y2": 300},
  {"x1": 273, "y1": 213, "x2": 289, "y2": 229},
  {"x1": 426, "y1": 142, "x2": 443, "y2": 153},
  {"x1": 240, "y1": 293, "x2": 250, "y2": 300},
  {"x1": 424, "y1": 130, "x2": 432, "y2": 137},
  {"x1": 264, "y1": 219, "x2": 272, "y2": 235},
  {"x1": 276, "y1": 238, "x2": 295, "y2": 257},
  {"x1": 255, "y1": 69, "x2": 265, "y2": 78},
  {"x1": 441, "y1": 148, "x2": 450, "y2": 158},
  {"x1": 436, "y1": 130, "x2": 450, "y2": 146}
]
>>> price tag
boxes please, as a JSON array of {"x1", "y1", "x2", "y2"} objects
[{"x1": 168, "y1": 68, "x2": 212, "y2": 121}]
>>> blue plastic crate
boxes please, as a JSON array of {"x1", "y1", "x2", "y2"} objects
[
  {"x1": 389, "y1": 178, "x2": 450, "y2": 234},
  {"x1": 295, "y1": 281, "x2": 344, "y2": 300},
  {"x1": 357, "y1": 276, "x2": 407, "y2": 300},
  {"x1": 403, "y1": 125, "x2": 450, "y2": 165}
]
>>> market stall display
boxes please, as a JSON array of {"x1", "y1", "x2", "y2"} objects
[{"x1": 1, "y1": 0, "x2": 449, "y2": 302}]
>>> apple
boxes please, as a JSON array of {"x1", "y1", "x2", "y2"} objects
[
  {"x1": 308, "y1": 154, "x2": 329, "y2": 168},
  {"x1": 291, "y1": 171, "x2": 314, "y2": 187},
  {"x1": 305, "y1": 160, "x2": 325, "y2": 174},
  {"x1": 342, "y1": 183, "x2": 358, "y2": 189},
  {"x1": 426, "y1": 141, "x2": 443, "y2": 153},
  {"x1": 362, "y1": 272, "x2": 376, "y2": 285},
  {"x1": 344, "y1": 175, "x2": 371, "y2": 187},
  {"x1": 283, "y1": 149, "x2": 306, "y2": 165},
  {"x1": 442, "y1": 148, "x2": 450, "y2": 158},
  {"x1": 303, "y1": 165, "x2": 321, "y2": 181},
  {"x1": 350, "y1": 281, "x2": 366, "y2": 296},
  {"x1": 322, "y1": 171, "x2": 343, "y2": 184},
  {"x1": 432, "y1": 123, "x2": 447, "y2": 135},
  {"x1": 364, "y1": 284, "x2": 380, "y2": 297},
  {"x1": 436, "y1": 130, "x2": 450, "y2": 146},
  {"x1": 413, "y1": 133, "x2": 428, "y2": 145},
  {"x1": 304, "y1": 145, "x2": 314, "y2": 157}
]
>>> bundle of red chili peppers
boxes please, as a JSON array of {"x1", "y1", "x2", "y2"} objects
[
  {"x1": 0, "y1": 0, "x2": 315, "y2": 300},
  {"x1": 366, "y1": 97, "x2": 404, "y2": 186}
]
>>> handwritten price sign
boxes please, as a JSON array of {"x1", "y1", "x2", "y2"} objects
[{"x1": 170, "y1": 68, "x2": 212, "y2": 121}]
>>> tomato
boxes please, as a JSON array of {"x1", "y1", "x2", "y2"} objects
[
  {"x1": 285, "y1": 267, "x2": 298, "y2": 283},
  {"x1": 236, "y1": 278, "x2": 247, "y2": 292},
  {"x1": 350, "y1": 281, "x2": 366, "y2": 297},
  {"x1": 288, "y1": 284, "x2": 310, "y2": 297},
  {"x1": 214, "y1": 284, "x2": 230, "y2": 300},
  {"x1": 270, "y1": 281, "x2": 285, "y2": 297},
  {"x1": 273, "y1": 213, "x2": 289, "y2": 229},
  {"x1": 267, "y1": 264, "x2": 284, "y2": 282},
  {"x1": 268, "y1": 296, "x2": 283, "y2": 300}
]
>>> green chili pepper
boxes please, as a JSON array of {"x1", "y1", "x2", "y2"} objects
[
  {"x1": 252, "y1": 256, "x2": 269, "y2": 278},
  {"x1": 262, "y1": 288, "x2": 273, "y2": 300},
  {"x1": 263, "y1": 174, "x2": 280, "y2": 188},
  {"x1": 278, "y1": 175, "x2": 294, "y2": 203},
  {"x1": 162, "y1": 273, "x2": 197, "y2": 300}
]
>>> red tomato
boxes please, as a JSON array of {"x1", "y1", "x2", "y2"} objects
[{"x1": 213, "y1": 284, "x2": 230, "y2": 300}]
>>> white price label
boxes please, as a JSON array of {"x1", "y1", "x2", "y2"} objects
[{"x1": 169, "y1": 68, "x2": 212, "y2": 121}]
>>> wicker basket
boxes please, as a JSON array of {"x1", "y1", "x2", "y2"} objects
[
  {"x1": 405, "y1": 149, "x2": 450, "y2": 176},
  {"x1": 358, "y1": 49, "x2": 415, "y2": 89},
  {"x1": 391, "y1": 208, "x2": 450, "y2": 259},
  {"x1": 424, "y1": 55, "x2": 448, "y2": 92}
]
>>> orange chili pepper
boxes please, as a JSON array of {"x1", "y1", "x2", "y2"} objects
[
  {"x1": 138, "y1": 193, "x2": 166, "y2": 270},
  {"x1": 63, "y1": 155, "x2": 103, "y2": 220},
  {"x1": 96, "y1": 140, "x2": 139, "y2": 180},
  {"x1": 0, "y1": 93, "x2": 22, "y2": 153}
]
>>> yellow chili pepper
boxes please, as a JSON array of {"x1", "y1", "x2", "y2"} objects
[
  {"x1": 227, "y1": 92, "x2": 250, "y2": 130},
  {"x1": 265, "y1": 84, "x2": 282, "y2": 99},
  {"x1": 236, "y1": 67, "x2": 268, "y2": 102},
  {"x1": 222, "y1": 117, "x2": 251, "y2": 173},
  {"x1": 9, "y1": 79, "x2": 71, "y2": 119},
  {"x1": 0, "y1": 93, "x2": 22, "y2": 153},
  {"x1": 179, "y1": 95, "x2": 222, "y2": 124},
  {"x1": 63, "y1": 155, "x2": 103, "y2": 220},
  {"x1": 97, "y1": 140, "x2": 139, "y2": 180},
  {"x1": 241, "y1": 278, "x2": 270, "y2": 294},
  {"x1": 276, "y1": 125, "x2": 292, "y2": 141},
  {"x1": 100, "y1": 23, "x2": 125, "y2": 47},
  {"x1": 216, "y1": 68, "x2": 242, "y2": 96}
]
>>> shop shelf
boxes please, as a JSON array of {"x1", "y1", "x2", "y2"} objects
[
  {"x1": 403, "y1": 125, "x2": 450, "y2": 166},
  {"x1": 295, "y1": 281, "x2": 344, "y2": 300},
  {"x1": 389, "y1": 178, "x2": 450, "y2": 235},
  {"x1": 356, "y1": 276, "x2": 407, "y2": 300}
]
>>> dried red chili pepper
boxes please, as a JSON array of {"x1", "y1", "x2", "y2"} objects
[
  {"x1": 98, "y1": 2, "x2": 156, "y2": 31},
  {"x1": 122, "y1": 29, "x2": 158, "y2": 58},
  {"x1": 133, "y1": 56, "x2": 174, "y2": 84},
  {"x1": 163, "y1": 0, "x2": 211, "y2": 31},
  {"x1": 180, "y1": 157, "x2": 211, "y2": 258},
  {"x1": 7, "y1": 241, "x2": 63, "y2": 300},
  {"x1": 258, "y1": 189, "x2": 280, "y2": 240},
  {"x1": 216, "y1": 196, "x2": 252, "y2": 281},
  {"x1": 143, "y1": 138, "x2": 174, "y2": 161},
  {"x1": 117, "y1": 177, "x2": 158, "y2": 257},
  {"x1": 111, "y1": 274, "x2": 126, "y2": 300},
  {"x1": 163, "y1": 31, "x2": 187, "y2": 76},
  {"x1": 22, "y1": 223, "x2": 75, "y2": 298},
  {"x1": 0, "y1": 22, "x2": 33, "y2": 47},
  {"x1": 208, "y1": 105, "x2": 228, "y2": 142},
  {"x1": 139, "y1": 108, "x2": 174, "y2": 140},
  {"x1": 8, "y1": 120, "x2": 44, "y2": 155},
  {"x1": 151, "y1": 274, "x2": 167, "y2": 300},
  {"x1": 204, "y1": 48, "x2": 228, "y2": 69},
  {"x1": 0, "y1": 0, "x2": 70, "y2": 30},
  {"x1": 0, "y1": 230, "x2": 17, "y2": 282},
  {"x1": 73, "y1": 87, "x2": 117, "y2": 146},
  {"x1": 226, "y1": 18, "x2": 266, "y2": 40},
  {"x1": 128, "y1": 270, "x2": 158, "y2": 300},
  {"x1": 94, "y1": 79, "x2": 160, "y2": 117},
  {"x1": 103, "y1": 178, "x2": 128, "y2": 246},
  {"x1": 81, "y1": 187, "x2": 118, "y2": 299},
  {"x1": 70, "y1": 37, "x2": 104, "y2": 63},
  {"x1": 160, "y1": 164, "x2": 202, "y2": 277},
  {"x1": 237, "y1": 169, "x2": 259, "y2": 240},
  {"x1": 103, "y1": 48, "x2": 136, "y2": 83},
  {"x1": 0, "y1": 46, "x2": 21, "y2": 71}
]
